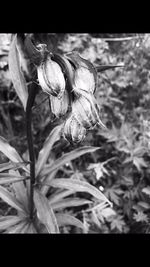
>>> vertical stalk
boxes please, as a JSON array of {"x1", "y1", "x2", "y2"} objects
[{"x1": 26, "y1": 83, "x2": 37, "y2": 220}]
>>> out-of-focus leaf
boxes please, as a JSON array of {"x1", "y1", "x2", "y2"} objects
[
  {"x1": 8, "y1": 34, "x2": 28, "y2": 110},
  {"x1": 110, "y1": 215, "x2": 126, "y2": 232},
  {"x1": 0, "y1": 136, "x2": 23, "y2": 163},
  {"x1": 36, "y1": 124, "x2": 63, "y2": 177},
  {"x1": 56, "y1": 213, "x2": 84, "y2": 229},
  {"x1": 133, "y1": 211, "x2": 148, "y2": 223},
  {"x1": 41, "y1": 146, "x2": 101, "y2": 177},
  {"x1": 34, "y1": 188, "x2": 59, "y2": 233},
  {"x1": 0, "y1": 185, "x2": 25, "y2": 213},
  {"x1": 51, "y1": 198, "x2": 92, "y2": 210},
  {"x1": 47, "y1": 178, "x2": 111, "y2": 205},
  {"x1": 142, "y1": 187, "x2": 150, "y2": 196},
  {"x1": 0, "y1": 216, "x2": 23, "y2": 231}
]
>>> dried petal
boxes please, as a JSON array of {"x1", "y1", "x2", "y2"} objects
[
  {"x1": 37, "y1": 55, "x2": 66, "y2": 98},
  {"x1": 50, "y1": 90, "x2": 69, "y2": 118}
]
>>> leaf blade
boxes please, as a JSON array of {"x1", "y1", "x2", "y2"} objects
[
  {"x1": 8, "y1": 34, "x2": 28, "y2": 110},
  {"x1": 36, "y1": 124, "x2": 63, "y2": 177},
  {"x1": 56, "y1": 213, "x2": 84, "y2": 230},
  {"x1": 0, "y1": 185, "x2": 25, "y2": 213},
  {"x1": 46, "y1": 178, "x2": 111, "y2": 205},
  {"x1": 34, "y1": 189, "x2": 59, "y2": 233},
  {"x1": 41, "y1": 146, "x2": 101, "y2": 177}
]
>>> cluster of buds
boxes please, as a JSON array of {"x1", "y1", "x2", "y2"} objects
[{"x1": 36, "y1": 49, "x2": 106, "y2": 143}]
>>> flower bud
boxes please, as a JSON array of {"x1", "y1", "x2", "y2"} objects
[
  {"x1": 37, "y1": 55, "x2": 66, "y2": 98},
  {"x1": 63, "y1": 115, "x2": 86, "y2": 143},
  {"x1": 50, "y1": 90, "x2": 69, "y2": 118},
  {"x1": 65, "y1": 52, "x2": 97, "y2": 95},
  {"x1": 72, "y1": 95, "x2": 100, "y2": 129}
]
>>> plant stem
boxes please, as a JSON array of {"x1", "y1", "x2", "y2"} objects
[{"x1": 26, "y1": 83, "x2": 37, "y2": 220}]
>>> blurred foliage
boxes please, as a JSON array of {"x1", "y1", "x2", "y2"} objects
[{"x1": 1, "y1": 33, "x2": 150, "y2": 233}]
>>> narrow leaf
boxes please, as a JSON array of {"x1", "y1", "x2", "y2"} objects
[
  {"x1": 41, "y1": 146, "x2": 101, "y2": 177},
  {"x1": 34, "y1": 189, "x2": 59, "y2": 233},
  {"x1": 8, "y1": 34, "x2": 28, "y2": 110},
  {"x1": 0, "y1": 161, "x2": 28, "y2": 173},
  {"x1": 6, "y1": 220, "x2": 28, "y2": 233},
  {"x1": 48, "y1": 190, "x2": 75, "y2": 204},
  {"x1": 36, "y1": 124, "x2": 63, "y2": 176},
  {"x1": 0, "y1": 136, "x2": 22, "y2": 163},
  {"x1": 12, "y1": 171, "x2": 29, "y2": 214},
  {"x1": 51, "y1": 198, "x2": 92, "y2": 210},
  {"x1": 0, "y1": 176, "x2": 28, "y2": 185},
  {"x1": 0, "y1": 185, "x2": 25, "y2": 213},
  {"x1": 46, "y1": 178, "x2": 111, "y2": 205},
  {"x1": 56, "y1": 213, "x2": 84, "y2": 229},
  {"x1": 0, "y1": 216, "x2": 23, "y2": 231}
]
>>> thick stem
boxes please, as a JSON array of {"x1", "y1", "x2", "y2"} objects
[{"x1": 26, "y1": 83, "x2": 37, "y2": 220}]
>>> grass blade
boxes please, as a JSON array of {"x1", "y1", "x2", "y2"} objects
[{"x1": 5, "y1": 220, "x2": 28, "y2": 233}]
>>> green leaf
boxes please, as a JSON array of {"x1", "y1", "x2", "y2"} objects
[
  {"x1": 56, "y1": 213, "x2": 84, "y2": 229},
  {"x1": 0, "y1": 136, "x2": 23, "y2": 163},
  {"x1": 0, "y1": 185, "x2": 25, "y2": 213},
  {"x1": 34, "y1": 189, "x2": 59, "y2": 233},
  {"x1": 8, "y1": 34, "x2": 28, "y2": 110},
  {"x1": 36, "y1": 125, "x2": 63, "y2": 177},
  {"x1": 41, "y1": 146, "x2": 101, "y2": 177},
  {"x1": 105, "y1": 187, "x2": 123, "y2": 206},
  {"x1": 0, "y1": 216, "x2": 24, "y2": 231},
  {"x1": 46, "y1": 178, "x2": 111, "y2": 205},
  {"x1": 51, "y1": 198, "x2": 92, "y2": 210}
]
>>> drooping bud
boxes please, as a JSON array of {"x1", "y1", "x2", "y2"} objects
[
  {"x1": 37, "y1": 55, "x2": 66, "y2": 98},
  {"x1": 50, "y1": 90, "x2": 69, "y2": 118},
  {"x1": 72, "y1": 93, "x2": 106, "y2": 130},
  {"x1": 65, "y1": 51, "x2": 97, "y2": 94},
  {"x1": 63, "y1": 115, "x2": 86, "y2": 143}
]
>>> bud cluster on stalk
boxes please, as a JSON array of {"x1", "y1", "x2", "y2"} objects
[{"x1": 37, "y1": 49, "x2": 105, "y2": 143}]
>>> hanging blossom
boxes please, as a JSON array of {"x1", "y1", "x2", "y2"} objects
[{"x1": 37, "y1": 50, "x2": 106, "y2": 143}]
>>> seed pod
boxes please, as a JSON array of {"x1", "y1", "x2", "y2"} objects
[
  {"x1": 65, "y1": 51, "x2": 97, "y2": 94},
  {"x1": 37, "y1": 55, "x2": 66, "y2": 98},
  {"x1": 63, "y1": 115, "x2": 86, "y2": 143},
  {"x1": 50, "y1": 90, "x2": 69, "y2": 118}
]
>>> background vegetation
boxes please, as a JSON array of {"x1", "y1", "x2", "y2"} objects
[{"x1": 1, "y1": 33, "x2": 150, "y2": 233}]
